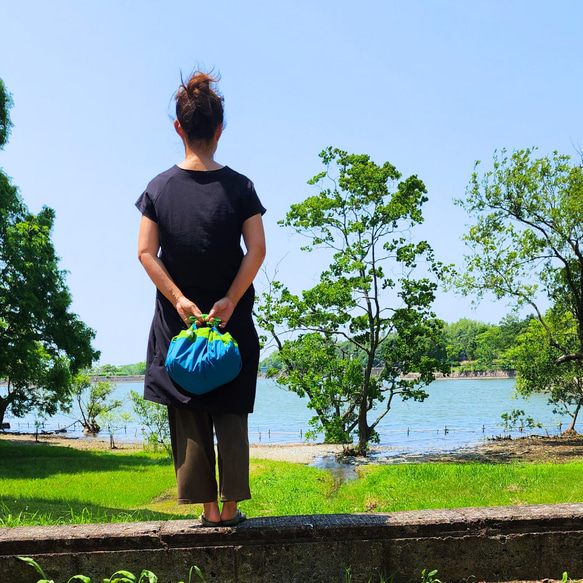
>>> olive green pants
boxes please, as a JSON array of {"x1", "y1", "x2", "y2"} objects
[{"x1": 168, "y1": 407, "x2": 251, "y2": 504}]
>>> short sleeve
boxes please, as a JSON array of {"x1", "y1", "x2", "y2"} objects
[
  {"x1": 243, "y1": 181, "x2": 266, "y2": 221},
  {"x1": 135, "y1": 191, "x2": 158, "y2": 223}
]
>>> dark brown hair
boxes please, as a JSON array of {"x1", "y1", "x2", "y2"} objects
[{"x1": 175, "y1": 71, "x2": 224, "y2": 145}]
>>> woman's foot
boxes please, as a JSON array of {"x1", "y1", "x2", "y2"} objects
[
  {"x1": 220, "y1": 500, "x2": 243, "y2": 523},
  {"x1": 200, "y1": 501, "x2": 221, "y2": 526},
  {"x1": 221, "y1": 509, "x2": 246, "y2": 526}
]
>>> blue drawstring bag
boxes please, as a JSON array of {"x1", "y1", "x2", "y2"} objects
[{"x1": 165, "y1": 315, "x2": 242, "y2": 395}]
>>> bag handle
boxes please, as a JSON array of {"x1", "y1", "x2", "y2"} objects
[{"x1": 189, "y1": 314, "x2": 222, "y2": 328}]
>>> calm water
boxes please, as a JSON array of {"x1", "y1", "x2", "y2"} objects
[{"x1": 3, "y1": 378, "x2": 574, "y2": 455}]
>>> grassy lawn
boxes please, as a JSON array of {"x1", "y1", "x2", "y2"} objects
[{"x1": 2, "y1": 440, "x2": 583, "y2": 526}]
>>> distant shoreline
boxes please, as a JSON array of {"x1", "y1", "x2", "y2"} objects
[
  {"x1": 90, "y1": 375, "x2": 145, "y2": 383},
  {"x1": 257, "y1": 370, "x2": 516, "y2": 381},
  {"x1": 430, "y1": 370, "x2": 515, "y2": 380},
  {"x1": 3, "y1": 370, "x2": 516, "y2": 387}
]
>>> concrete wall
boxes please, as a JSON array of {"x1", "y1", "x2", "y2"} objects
[{"x1": 2, "y1": 503, "x2": 583, "y2": 582}]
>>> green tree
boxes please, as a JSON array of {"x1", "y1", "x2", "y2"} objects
[
  {"x1": 258, "y1": 148, "x2": 448, "y2": 454},
  {"x1": 0, "y1": 79, "x2": 12, "y2": 149},
  {"x1": 266, "y1": 331, "x2": 365, "y2": 443},
  {"x1": 508, "y1": 308, "x2": 583, "y2": 432},
  {"x1": 130, "y1": 390, "x2": 171, "y2": 454},
  {"x1": 454, "y1": 148, "x2": 583, "y2": 423},
  {"x1": 70, "y1": 373, "x2": 122, "y2": 434},
  {"x1": 0, "y1": 80, "x2": 98, "y2": 426},
  {"x1": 474, "y1": 314, "x2": 533, "y2": 370},
  {"x1": 99, "y1": 409, "x2": 133, "y2": 449},
  {"x1": 441, "y1": 318, "x2": 490, "y2": 365}
]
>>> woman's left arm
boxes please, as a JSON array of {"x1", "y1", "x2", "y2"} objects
[{"x1": 209, "y1": 213, "x2": 266, "y2": 326}]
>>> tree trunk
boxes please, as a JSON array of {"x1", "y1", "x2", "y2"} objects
[
  {"x1": 356, "y1": 391, "x2": 369, "y2": 454},
  {"x1": 356, "y1": 341, "x2": 377, "y2": 455},
  {"x1": 567, "y1": 401, "x2": 582, "y2": 433},
  {"x1": 0, "y1": 400, "x2": 8, "y2": 428},
  {"x1": 82, "y1": 421, "x2": 101, "y2": 434},
  {"x1": 0, "y1": 389, "x2": 17, "y2": 428}
]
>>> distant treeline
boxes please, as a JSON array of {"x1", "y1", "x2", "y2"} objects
[
  {"x1": 93, "y1": 315, "x2": 532, "y2": 378},
  {"x1": 90, "y1": 362, "x2": 146, "y2": 377},
  {"x1": 259, "y1": 315, "x2": 534, "y2": 373}
]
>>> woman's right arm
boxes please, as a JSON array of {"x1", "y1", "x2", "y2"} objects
[{"x1": 137, "y1": 215, "x2": 202, "y2": 325}]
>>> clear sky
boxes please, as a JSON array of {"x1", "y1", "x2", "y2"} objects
[{"x1": 1, "y1": 0, "x2": 582, "y2": 365}]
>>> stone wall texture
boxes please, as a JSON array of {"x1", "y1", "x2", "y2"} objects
[{"x1": 2, "y1": 504, "x2": 583, "y2": 582}]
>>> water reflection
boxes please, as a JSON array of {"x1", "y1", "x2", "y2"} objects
[{"x1": 310, "y1": 455, "x2": 359, "y2": 482}]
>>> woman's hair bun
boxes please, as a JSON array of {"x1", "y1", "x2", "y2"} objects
[{"x1": 175, "y1": 70, "x2": 224, "y2": 144}]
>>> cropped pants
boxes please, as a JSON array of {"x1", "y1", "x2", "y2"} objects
[{"x1": 167, "y1": 406, "x2": 251, "y2": 504}]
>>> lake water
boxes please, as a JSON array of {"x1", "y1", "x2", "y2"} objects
[{"x1": 3, "y1": 378, "x2": 575, "y2": 456}]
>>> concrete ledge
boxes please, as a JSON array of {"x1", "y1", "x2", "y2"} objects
[{"x1": 2, "y1": 503, "x2": 583, "y2": 582}]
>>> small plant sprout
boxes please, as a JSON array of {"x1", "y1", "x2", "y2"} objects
[
  {"x1": 420, "y1": 568, "x2": 442, "y2": 583},
  {"x1": 16, "y1": 557, "x2": 207, "y2": 583},
  {"x1": 499, "y1": 409, "x2": 542, "y2": 432},
  {"x1": 17, "y1": 555, "x2": 91, "y2": 582}
]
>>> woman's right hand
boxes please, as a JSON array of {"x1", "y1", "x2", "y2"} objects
[{"x1": 175, "y1": 296, "x2": 203, "y2": 327}]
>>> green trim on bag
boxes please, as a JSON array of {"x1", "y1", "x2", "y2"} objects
[{"x1": 170, "y1": 322, "x2": 239, "y2": 348}]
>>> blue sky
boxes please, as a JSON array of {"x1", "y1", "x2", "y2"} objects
[{"x1": 1, "y1": 1, "x2": 582, "y2": 365}]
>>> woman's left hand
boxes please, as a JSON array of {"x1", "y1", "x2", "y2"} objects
[{"x1": 208, "y1": 297, "x2": 236, "y2": 328}]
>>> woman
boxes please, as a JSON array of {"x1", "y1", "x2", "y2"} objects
[{"x1": 136, "y1": 71, "x2": 266, "y2": 527}]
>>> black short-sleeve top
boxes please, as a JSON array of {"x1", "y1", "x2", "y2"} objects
[
  {"x1": 136, "y1": 165, "x2": 266, "y2": 296},
  {"x1": 135, "y1": 165, "x2": 266, "y2": 413}
]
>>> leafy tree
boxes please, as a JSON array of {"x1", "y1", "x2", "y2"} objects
[
  {"x1": 267, "y1": 331, "x2": 365, "y2": 443},
  {"x1": 258, "y1": 349, "x2": 283, "y2": 373},
  {"x1": 130, "y1": 390, "x2": 171, "y2": 454},
  {"x1": 474, "y1": 314, "x2": 533, "y2": 370},
  {"x1": 90, "y1": 362, "x2": 147, "y2": 377},
  {"x1": 95, "y1": 363, "x2": 121, "y2": 377},
  {"x1": 0, "y1": 79, "x2": 12, "y2": 149},
  {"x1": 508, "y1": 308, "x2": 583, "y2": 432},
  {"x1": 70, "y1": 373, "x2": 122, "y2": 434},
  {"x1": 0, "y1": 80, "x2": 98, "y2": 426},
  {"x1": 441, "y1": 318, "x2": 491, "y2": 365},
  {"x1": 99, "y1": 409, "x2": 133, "y2": 449},
  {"x1": 119, "y1": 361, "x2": 146, "y2": 376},
  {"x1": 258, "y1": 148, "x2": 448, "y2": 454},
  {"x1": 498, "y1": 408, "x2": 542, "y2": 432},
  {"x1": 454, "y1": 148, "x2": 583, "y2": 425}
]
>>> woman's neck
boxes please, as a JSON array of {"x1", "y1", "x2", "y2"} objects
[{"x1": 178, "y1": 142, "x2": 223, "y2": 171}]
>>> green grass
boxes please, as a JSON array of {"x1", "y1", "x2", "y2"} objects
[
  {"x1": 2, "y1": 439, "x2": 583, "y2": 527},
  {"x1": 0, "y1": 441, "x2": 178, "y2": 525},
  {"x1": 331, "y1": 462, "x2": 583, "y2": 513}
]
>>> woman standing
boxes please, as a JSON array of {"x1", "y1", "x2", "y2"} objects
[{"x1": 136, "y1": 71, "x2": 266, "y2": 527}]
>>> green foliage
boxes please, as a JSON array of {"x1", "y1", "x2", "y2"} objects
[
  {"x1": 258, "y1": 349, "x2": 282, "y2": 371},
  {"x1": 130, "y1": 390, "x2": 171, "y2": 454},
  {"x1": 99, "y1": 410, "x2": 134, "y2": 450},
  {"x1": 442, "y1": 318, "x2": 491, "y2": 364},
  {"x1": 0, "y1": 78, "x2": 13, "y2": 149},
  {"x1": 17, "y1": 556, "x2": 204, "y2": 583},
  {"x1": 454, "y1": 148, "x2": 583, "y2": 376},
  {"x1": 438, "y1": 314, "x2": 533, "y2": 371},
  {"x1": 91, "y1": 362, "x2": 146, "y2": 377},
  {"x1": 498, "y1": 409, "x2": 542, "y2": 432},
  {"x1": 508, "y1": 307, "x2": 583, "y2": 431},
  {"x1": 258, "y1": 148, "x2": 449, "y2": 453},
  {"x1": 270, "y1": 333, "x2": 363, "y2": 443},
  {"x1": 0, "y1": 80, "x2": 98, "y2": 427},
  {"x1": 420, "y1": 569, "x2": 442, "y2": 583},
  {"x1": 71, "y1": 373, "x2": 122, "y2": 434}
]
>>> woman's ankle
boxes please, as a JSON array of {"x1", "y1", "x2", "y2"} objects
[
  {"x1": 203, "y1": 501, "x2": 220, "y2": 522},
  {"x1": 220, "y1": 500, "x2": 238, "y2": 520}
]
